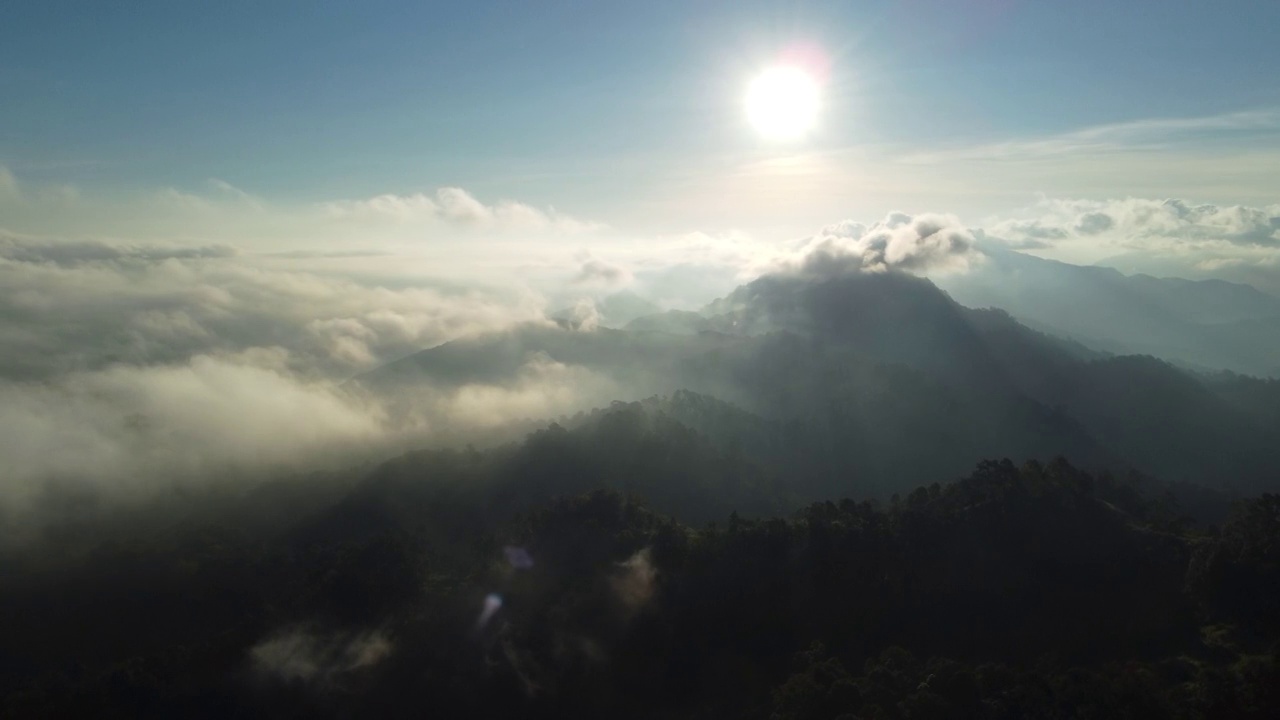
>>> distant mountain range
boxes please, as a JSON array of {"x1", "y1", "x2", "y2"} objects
[
  {"x1": 936, "y1": 248, "x2": 1280, "y2": 378},
  {"x1": 361, "y1": 266, "x2": 1280, "y2": 499}
]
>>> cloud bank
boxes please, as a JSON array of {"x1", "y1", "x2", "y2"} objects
[{"x1": 0, "y1": 229, "x2": 629, "y2": 535}]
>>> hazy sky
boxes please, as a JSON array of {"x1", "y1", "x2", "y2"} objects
[
  {"x1": 3, "y1": 0, "x2": 1280, "y2": 529},
  {"x1": 4, "y1": 0, "x2": 1280, "y2": 238}
]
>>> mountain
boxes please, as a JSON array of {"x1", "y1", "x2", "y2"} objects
[
  {"x1": 361, "y1": 268, "x2": 1280, "y2": 497},
  {"x1": 935, "y1": 248, "x2": 1280, "y2": 377}
]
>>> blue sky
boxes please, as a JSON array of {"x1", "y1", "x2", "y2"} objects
[
  {"x1": 3, "y1": 0, "x2": 1280, "y2": 235},
  {"x1": 7, "y1": 1, "x2": 1280, "y2": 534}
]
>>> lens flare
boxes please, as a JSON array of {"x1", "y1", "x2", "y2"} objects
[
  {"x1": 475, "y1": 592, "x2": 503, "y2": 630},
  {"x1": 503, "y1": 545, "x2": 534, "y2": 569}
]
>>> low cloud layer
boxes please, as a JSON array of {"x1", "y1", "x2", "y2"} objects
[
  {"x1": 0, "y1": 356, "x2": 382, "y2": 506},
  {"x1": 0, "y1": 351, "x2": 623, "y2": 537},
  {"x1": 0, "y1": 233, "x2": 549, "y2": 379},
  {"x1": 0, "y1": 232, "x2": 631, "y2": 534}
]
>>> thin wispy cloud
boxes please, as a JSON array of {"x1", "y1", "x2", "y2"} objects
[
  {"x1": 0, "y1": 167, "x2": 606, "y2": 248},
  {"x1": 896, "y1": 108, "x2": 1280, "y2": 164}
]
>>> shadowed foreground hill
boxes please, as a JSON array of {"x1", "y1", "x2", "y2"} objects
[{"x1": 2, "y1": 437, "x2": 1277, "y2": 718}]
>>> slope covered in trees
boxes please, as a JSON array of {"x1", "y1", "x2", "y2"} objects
[{"x1": 3, "y1": 409, "x2": 1277, "y2": 718}]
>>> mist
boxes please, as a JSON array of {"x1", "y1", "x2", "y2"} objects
[
  {"x1": 5, "y1": 179, "x2": 1280, "y2": 718},
  {"x1": 4, "y1": 191, "x2": 1280, "y2": 534}
]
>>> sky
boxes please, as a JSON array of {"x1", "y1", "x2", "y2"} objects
[
  {"x1": 4, "y1": 0, "x2": 1280, "y2": 238},
  {"x1": 3, "y1": 0, "x2": 1280, "y2": 529}
]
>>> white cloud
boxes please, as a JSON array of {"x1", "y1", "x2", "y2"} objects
[
  {"x1": 561, "y1": 298, "x2": 604, "y2": 331},
  {"x1": 0, "y1": 231, "x2": 631, "y2": 532},
  {"x1": 444, "y1": 353, "x2": 619, "y2": 427},
  {"x1": 0, "y1": 346, "x2": 627, "y2": 539},
  {"x1": 0, "y1": 234, "x2": 550, "y2": 378},
  {"x1": 982, "y1": 197, "x2": 1280, "y2": 269},
  {"x1": 0, "y1": 167, "x2": 603, "y2": 249},
  {"x1": 0, "y1": 356, "x2": 386, "y2": 509},
  {"x1": 774, "y1": 212, "x2": 982, "y2": 278}
]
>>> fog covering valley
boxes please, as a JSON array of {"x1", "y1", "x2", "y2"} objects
[{"x1": 3, "y1": 194, "x2": 1280, "y2": 717}]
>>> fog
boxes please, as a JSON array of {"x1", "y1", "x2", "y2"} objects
[{"x1": 4, "y1": 180, "x2": 1280, "y2": 545}]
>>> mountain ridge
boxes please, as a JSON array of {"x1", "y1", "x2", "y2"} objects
[{"x1": 359, "y1": 267, "x2": 1280, "y2": 497}]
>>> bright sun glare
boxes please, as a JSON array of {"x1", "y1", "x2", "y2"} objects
[{"x1": 745, "y1": 65, "x2": 820, "y2": 141}]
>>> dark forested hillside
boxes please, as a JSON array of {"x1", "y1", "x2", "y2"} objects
[{"x1": 3, "y1": 412, "x2": 1278, "y2": 718}]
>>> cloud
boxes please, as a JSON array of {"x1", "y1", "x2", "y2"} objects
[
  {"x1": 778, "y1": 212, "x2": 982, "y2": 278},
  {"x1": 986, "y1": 220, "x2": 1069, "y2": 242},
  {"x1": 0, "y1": 235, "x2": 551, "y2": 379},
  {"x1": 969, "y1": 197, "x2": 1280, "y2": 294},
  {"x1": 853, "y1": 110, "x2": 1280, "y2": 215},
  {"x1": 442, "y1": 352, "x2": 616, "y2": 427},
  {"x1": 983, "y1": 197, "x2": 1280, "y2": 257},
  {"x1": 0, "y1": 346, "x2": 627, "y2": 543},
  {"x1": 1074, "y1": 212, "x2": 1114, "y2": 235},
  {"x1": 974, "y1": 232, "x2": 1054, "y2": 251},
  {"x1": 1, "y1": 234, "x2": 237, "y2": 266},
  {"x1": 560, "y1": 298, "x2": 604, "y2": 331},
  {"x1": 0, "y1": 231, "x2": 636, "y2": 536},
  {"x1": 681, "y1": 196, "x2": 1280, "y2": 295},
  {"x1": 611, "y1": 548, "x2": 657, "y2": 616},
  {"x1": 0, "y1": 356, "x2": 386, "y2": 509},
  {"x1": 391, "y1": 351, "x2": 624, "y2": 429},
  {"x1": 0, "y1": 167, "x2": 604, "y2": 248},
  {"x1": 319, "y1": 186, "x2": 603, "y2": 234},
  {"x1": 250, "y1": 629, "x2": 393, "y2": 684},
  {"x1": 899, "y1": 108, "x2": 1280, "y2": 164},
  {"x1": 572, "y1": 257, "x2": 633, "y2": 288}
]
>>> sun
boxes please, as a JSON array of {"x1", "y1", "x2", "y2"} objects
[{"x1": 745, "y1": 66, "x2": 820, "y2": 141}]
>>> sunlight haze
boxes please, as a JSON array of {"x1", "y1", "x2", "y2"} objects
[{"x1": 3, "y1": 2, "x2": 1280, "y2": 717}]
